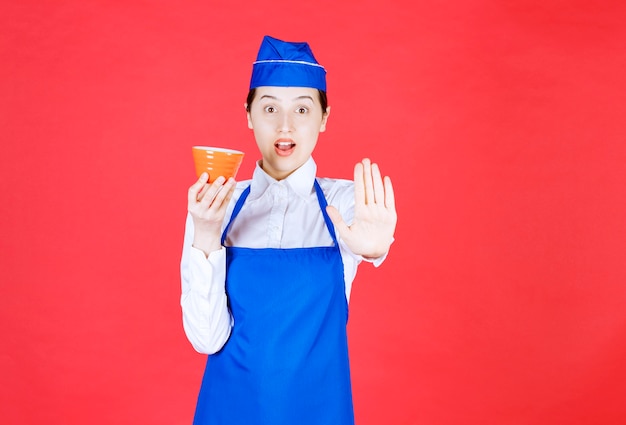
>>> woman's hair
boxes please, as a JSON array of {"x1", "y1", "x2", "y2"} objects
[{"x1": 245, "y1": 88, "x2": 328, "y2": 113}]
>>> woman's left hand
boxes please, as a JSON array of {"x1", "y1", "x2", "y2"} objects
[{"x1": 326, "y1": 158, "x2": 397, "y2": 259}]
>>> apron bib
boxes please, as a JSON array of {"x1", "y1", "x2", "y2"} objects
[{"x1": 193, "y1": 180, "x2": 355, "y2": 425}]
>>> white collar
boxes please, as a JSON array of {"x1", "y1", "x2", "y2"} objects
[{"x1": 248, "y1": 157, "x2": 317, "y2": 201}]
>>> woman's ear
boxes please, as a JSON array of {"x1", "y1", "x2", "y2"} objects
[
  {"x1": 245, "y1": 103, "x2": 253, "y2": 129},
  {"x1": 320, "y1": 105, "x2": 331, "y2": 132}
]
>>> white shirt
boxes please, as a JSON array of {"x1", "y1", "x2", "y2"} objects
[{"x1": 180, "y1": 157, "x2": 386, "y2": 354}]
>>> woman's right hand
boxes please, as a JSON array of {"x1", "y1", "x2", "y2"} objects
[{"x1": 187, "y1": 173, "x2": 237, "y2": 256}]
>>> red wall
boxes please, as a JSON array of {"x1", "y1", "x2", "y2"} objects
[{"x1": 2, "y1": 1, "x2": 625, "y2": 424}]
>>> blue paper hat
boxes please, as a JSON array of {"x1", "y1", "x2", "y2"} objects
[{"x1": 250, "y1": 35, "x2": 327, "y2": 91}]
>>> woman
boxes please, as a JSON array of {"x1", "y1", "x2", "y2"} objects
[{"x1": 181, "y1": 35, "x2": 397, "y2": 425}]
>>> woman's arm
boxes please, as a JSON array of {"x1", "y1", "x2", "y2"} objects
[
  {"x1": 180, "y1": 173, "x2": 237, "y2": 354},
  {"x1": 180, "y1": 215, "x2": 233, "y2": 354}
]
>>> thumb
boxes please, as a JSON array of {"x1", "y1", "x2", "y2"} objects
[{"x1": 326, "y1": 205, "x2": 350, "y2": 238}]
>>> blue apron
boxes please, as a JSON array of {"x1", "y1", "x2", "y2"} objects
[{"x1": 192, "y1": 180, "x2": 355, "y2": 425}]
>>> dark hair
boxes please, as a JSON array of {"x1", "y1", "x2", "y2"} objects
[{"x1": 245, "y1": 88, "x2": 328, "y2": 113}]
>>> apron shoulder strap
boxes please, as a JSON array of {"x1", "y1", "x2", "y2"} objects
[
  {"x1": 221, "y1": 180, "x2": 338, "y2": 247},
  {"x1": 314, "y1": 179, "x2": 339, "y2": 246},
  {"x1": 221, "y1": 185, "x2": 251, "y2": 246}
]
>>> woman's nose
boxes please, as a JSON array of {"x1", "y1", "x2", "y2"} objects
[{"x1": 278, "y1": 112, "x2": 293, "y2": 133}]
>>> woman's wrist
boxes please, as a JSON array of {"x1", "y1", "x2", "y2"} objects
[{"x1": 192, "y1": 226, "x2": 223, "y2": 257}]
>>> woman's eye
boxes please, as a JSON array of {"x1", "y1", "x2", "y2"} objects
[
  {"x1": 264, "y1": 106, "x2": 276, "y2": 113},
  {"x1": 296, "y1": 107, "x2": 308, "y2": 114}
]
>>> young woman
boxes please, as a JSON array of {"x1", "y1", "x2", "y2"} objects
[{"x1": 181, "y1": 35, "x2": 397, "y2": 425}]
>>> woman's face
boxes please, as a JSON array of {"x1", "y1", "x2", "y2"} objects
[{"x1": 246, "y1": 86, "x2": 330, "y2": 181}]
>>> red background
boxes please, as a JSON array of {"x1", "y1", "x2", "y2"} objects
[{"x1": 2, "y1": 1, "x2": 625, "y2": 424}]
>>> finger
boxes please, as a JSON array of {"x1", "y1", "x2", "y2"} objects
[
  {"x1": 326, "y1": 205, "x2": 350, "y2": 238},
  {"x1": 196, "y1": 184, "x2": 210, "y2": 202},
  {"x1": 371, "y1": 162, "x2": 384, "y2": 204},
  {"x1": 188, "y1": 172, "x2": 209, "y2": 204},
  {"x1": 220, "y1": 179, "x2": 237, "y2": 208},
  {"x1": 209, "y1": 178, "x2": 236, "y2": 212},
  {"x1": 199, "y1": 176, "x2": 226, "y2": 208},
  {"x1": 361, "y1": 158, "x2": 374, "y2": 204},
  {"x1": 383, "y1": 176, "x2": 396, "y2": 210},
  {"x1": 353, "y1": 162, "x2": 365, "y2": 207}
]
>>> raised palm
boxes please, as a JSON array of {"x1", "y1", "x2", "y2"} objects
[{"x1": 326, "y1": 158, "x2": 397, "y2": 259}]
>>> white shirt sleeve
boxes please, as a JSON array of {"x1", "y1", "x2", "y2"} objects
[{"x1": 180, "y1": 213, "x2": 233, "y2": 354}]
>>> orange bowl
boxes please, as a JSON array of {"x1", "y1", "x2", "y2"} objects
[{"x1": 192, "y1": 146, "x2": 244, "y2": 183}]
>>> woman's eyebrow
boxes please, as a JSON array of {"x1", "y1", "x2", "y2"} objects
[
  {"x1": 293, "y1": 96, "x2": 314, "y2": 102},
  {"x1": 258, "y1": 95, "x2": 314, "y2": 102}
]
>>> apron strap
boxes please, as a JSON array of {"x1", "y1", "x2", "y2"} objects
[
  {"x1": 220, "y1": 179, "x2": 339, "y2": 246},
  {"x1": 221, "y1": 185, "x2": 251, "y2": 246},
  {"x1": 314, "y1": 179, "x2": 339, "y2": 246}
]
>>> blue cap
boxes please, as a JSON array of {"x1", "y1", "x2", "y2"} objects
[{"x1": 250, "y1": 35, "x2": 327, "y2": 91}]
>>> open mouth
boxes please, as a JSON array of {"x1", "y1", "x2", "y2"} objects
[{"x1": 274, "y1": 139, "x2": 296, "y2": 156}]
